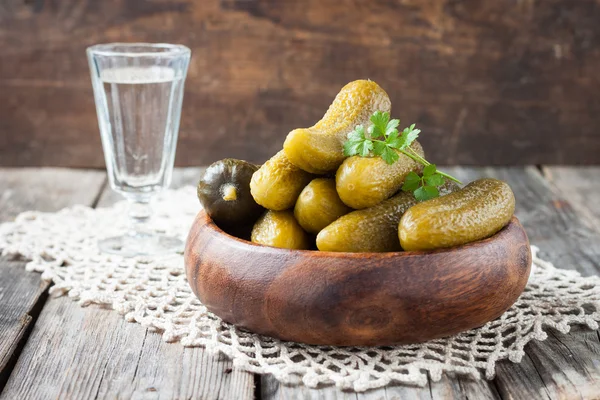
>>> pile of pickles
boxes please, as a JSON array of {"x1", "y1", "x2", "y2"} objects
[{"x1": 197, "y1": 80, "x2": 516, "y2": 252}]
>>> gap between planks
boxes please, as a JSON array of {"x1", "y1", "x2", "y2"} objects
[
  {"x1": 0, "y1": 168, "x2": 106, "y2": 392},
  {"x1": 1, "y1": 167, "x2": 600, "y2": 399},
  {"x1": 0, "y1": 167, "x2": 256, "y2": 400}
]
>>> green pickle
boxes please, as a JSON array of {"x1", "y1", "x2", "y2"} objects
[
  {"x1": 283, "y1": 80, "x2": 391, "y2": 174},
  {"x1": 250, "y1": 150, "x2": 313, "y2": 211},
  {"x1": 399, "y1": 178, "x2": 515, "y2": 251},
  {"x1": 336, "y1": 141, "x2": 424, "y2": 209},
  {"x1": 251, "y1": 210, "x2": 311, "y2": 250},
  {"x1": 294, "y1": 178, "x2": 352, "y2": 234},
  {"x1": 316, "y1": 192, "x2": 417, "y2": 252},
  {"x1": 197, "y1": 158, "x2": 263, "y2": 227}
]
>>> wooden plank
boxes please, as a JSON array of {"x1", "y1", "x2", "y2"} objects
[
  {"x1": 0, "y1": 168, "x2": 106, "y2": 221},
  {"x1": 0, "y1": 298, "x2": 254, "y2": 400},
  {"x1": 262, "y1": 376, "x2": 500, "y2": 400},
  {"x1": 495, "y1": 326, "x2": 600, "y2": 400},
  {"x1": 0, "y1": 168, "x2": 256, "y2": 400},
  {"x1": 0, "y1": 168, "x2": 105, "y2": 385},
  {"x1": 2, "y1": 1, "x2": 600, "y2": 167},
  {"x1": 543, "y1": 166, "x2": 600, "y2": 234},
  {"x1": 0, "y1": 262, "x2": 39, "y2": 382}
]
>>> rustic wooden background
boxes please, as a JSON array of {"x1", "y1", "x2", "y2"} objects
[{"x1": 1, "y1": 0, "x2": 599, "y2": 167}]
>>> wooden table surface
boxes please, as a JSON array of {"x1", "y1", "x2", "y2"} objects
[{"x1": 0, "y1": 166, "x2": 599, "y2": 400}]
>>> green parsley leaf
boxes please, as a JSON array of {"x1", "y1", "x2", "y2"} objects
[
  {"x1": 366, "y1": 125, "x2": 375, "y2": 138},
  {"x1": 385, "y1": 130, "x2": 403, "y2": 148},
  {"x1": 348, "y1": 125, "x2": 366, "y2": 141},
  {"x1": 372, "y1": 140, "x2": 387, "y2": 154},
  {"x1": 343, "y1": 125, "x2": 367, "y2": 156},
  {"x1": 380, "y1": 145, "x2": 399, "y2": 165},
  {"x1": 396, "y1": 127, "x2": 419, "y2": 151},
  {"x1": 343, "y1": 140, "x2": 360, "y2": 156},
  {"x1": 414, "y1": 185, "x2": 439, "y2": 202},
  {"x1": 357, "y1": 139, "x2": 373, "y2": 157},
  {"x1": 402, "y1": 171, "x2": 421, "y2": 192},
  {"x1": 423, "y1": 164, "x2": 437, "y2": 177},
  {"x1": 370, "y1": 111, "x2": 389, "y2": 137},
  {"x1": 401, "y1": 126, "x2": 420, "y2": 148},
  {"x1": 425, "y1": 174, "x2": 445, "y2": 187},
  {"x1": 385, "y1": 118, "x2": 400, "y2": 137},
  {"x1": 372, "y1": 141, "x2": 399, "y2": 164}
]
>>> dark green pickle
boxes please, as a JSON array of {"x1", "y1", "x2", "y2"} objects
[{"x1": 197, "y1": 159, "x2": 264, "y2": 227}]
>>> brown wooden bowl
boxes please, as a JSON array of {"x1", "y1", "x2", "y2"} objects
[{"x1": 184, "y1": 211, "x2": 531, "y2": 346}]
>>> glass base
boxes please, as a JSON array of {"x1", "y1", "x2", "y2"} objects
[{"x1": 98, "y1": 232, "x2": 184, "y2": 257}]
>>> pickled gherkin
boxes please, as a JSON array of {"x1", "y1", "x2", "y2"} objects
[
  {"x1": 251, "y1": 210, "x2": 311, "y2": 250},
  {"x1": 399, "y1": 178, "x2": 515, "y2": 251},
  {"x1": 283, "y1": 80, "x2": 391, "y2": 174},
  {"x1": 250, "y1": 150, "x2": 313, "y2": 211},
  {"x1": 294, "y1": 178, "x2": 352, "y2": 234},
  {"x1": 316, "y1": 192, "x2": 417, "y2": 253},
  {"x1": 197, "y1": 158, "x2": 263, "y2": 227},
  {"x1": 336, "y1": 141, "x2": 424, "y2": 209}
]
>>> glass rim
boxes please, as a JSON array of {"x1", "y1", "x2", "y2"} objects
[{"x1": 86, "y1": 42, "x2": 191, "y2": 58}]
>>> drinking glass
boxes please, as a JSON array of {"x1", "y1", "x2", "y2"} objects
[{"x1": 87, "y1": 43, "x2": 191, "y2": 256}]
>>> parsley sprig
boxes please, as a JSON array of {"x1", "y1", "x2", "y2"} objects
[{"x1": 343, "y1": 111, "x2": 461, "y2": 201}]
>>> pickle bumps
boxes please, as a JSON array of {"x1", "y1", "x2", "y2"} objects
[
  {"x1": 399, "y1": 178, "x2": 516, "y2": 251},
  {"x1": 317, "y1": 192, "x2": 417, "y2": 253},
  {"x1": 336, "y1": 141, "x2": 424, "y2": 209},
  {"x1": 250, "y1": 150, "x2": 313, "y2": 210},
  {"x1": 283, "y1": 80, "x2": 391, "y2": 174}
]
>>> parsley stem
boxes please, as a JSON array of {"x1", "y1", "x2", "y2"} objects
[
  {"x1": 397, "y1": 148, "x2": 421, "y2": 164},
  {"x1": 399, "y1": 148, "x2": 462, "y2": 185},
  {"x1": 406, "y1": 147, "x2": 430, "y2": 166},
  {"x1": 433, "y1": 170, "x2": 462, "y2": 185}
]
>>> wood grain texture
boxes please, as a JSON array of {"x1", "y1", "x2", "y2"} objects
[
  {"x1": 495, "y1": 326, "x2": 600, "y2": 400},
  {"x1": 2, "y1": 167, "x2": 600, "y2": 399},
  {"x1": 262, "y1": 375, "x2": 501, "y2": 400},
  {"x1": 0, "y1": 168, "x2": 106, "y2": 221},
  {"x1": 0, "y1": 168, "x2": 105, "y2": 384},
  {"x1": 0, "y1": 298, "x2": 254, "y2": 400},
  {"x1": 0, "y1": 261, "x2": 38, "y2": 383},
  {"x1": 543, "y1": 166, "x2": 600, "y2": 235},
  {"x1": 1, "y1": 1, "x2": 600, "y2": 167},
  {"x1": 0, "y1": 168, "x2": 255, "y2": 400},
  {"x1": 186, "y1": 213, "x2": 531, "y2": 346}
]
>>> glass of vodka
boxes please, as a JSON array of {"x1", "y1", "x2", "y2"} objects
[{"x1": 87, "y1": 43, "x2": 191, "y2": 256}]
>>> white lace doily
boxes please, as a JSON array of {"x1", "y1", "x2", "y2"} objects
[{"x1": 1, "y1": 186, "x2": 600, "y2": 392}]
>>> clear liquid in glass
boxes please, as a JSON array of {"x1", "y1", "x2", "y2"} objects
[
  {"x1": 88, "y1": 43, "x2": 190, "y2": 257},
  {"x1": 98, "y1": 66, "x2": 184, "y2": 199}
]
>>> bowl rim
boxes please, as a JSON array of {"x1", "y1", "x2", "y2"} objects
[{"x1": 197, "y1": 210, "x2": 522, "y2": 259}]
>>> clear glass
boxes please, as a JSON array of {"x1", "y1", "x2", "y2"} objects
[{"x1": 87, "y1": 43, "x2": 191, "y2": 256}]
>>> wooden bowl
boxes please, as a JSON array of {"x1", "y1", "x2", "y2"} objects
[{"x1": 184, "y1": 211, "x2": 531, "y2": 346}]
